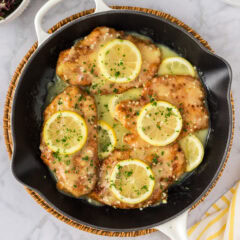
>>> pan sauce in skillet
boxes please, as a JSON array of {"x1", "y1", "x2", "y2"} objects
[{"x1": 41, "y1": 27, "x2": 209, "y2": 208}]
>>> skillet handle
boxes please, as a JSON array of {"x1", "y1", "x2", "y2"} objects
[
  {"x1": 154, "y1": 211, "x2": 189, "y2": 240},
  {"x1": 34, "y1": 0, "x2": 112, "y2": 46}
]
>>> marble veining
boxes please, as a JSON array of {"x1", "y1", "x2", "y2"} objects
[{"x1": 0, "y1": 0, "x2": 239, "y2": 239}]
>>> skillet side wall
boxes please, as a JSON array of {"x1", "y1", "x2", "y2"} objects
[{"x1": 11, "y1": 11, "x2": 232, "y2": 231}]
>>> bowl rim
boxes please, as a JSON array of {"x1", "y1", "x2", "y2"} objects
[{"x1": 0, "y1": 0, "x2": 30, "y2": 24}]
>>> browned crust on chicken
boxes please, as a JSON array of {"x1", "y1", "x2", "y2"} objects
[
  {"x1": 90, "y1": 142, "x2": 185, "y2": 208},
  {"x1": 40, "y1": 86, "x2": 98, "y2": 198},
  {"x1": 115, "y1": 97, "x2": 147, "y2": 133},
  {"x1": 56, "y1": 49, "x2": 93, "y2": 86},
  {"x1": 144, "y1": 75, "x2": 209, "y2": 137},
  {"x1": 115, "y1": 75, "x2": 209, "y2": 138},
  {"x1": 57, "y1": 27, "x2": 123, "y2": 87},
  {"x1": 56, "y1": 26, "x2": 161, "y2": 94}
]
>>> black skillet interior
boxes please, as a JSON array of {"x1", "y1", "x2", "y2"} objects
[{"x1": 11, "y1": 11, "x2": 232, "y2": 232}]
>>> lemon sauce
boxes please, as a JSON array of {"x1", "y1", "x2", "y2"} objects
[
  {"x1": 46, "y1": 45, "x2": 209, "y2": 147},
  {"x1": 95, "y1": 94, "x2": 129, "y2": 150},
  {"x1": 95, "y1": 88, "x2": 142, "y2": 151},
  {"x1": 45, "y1": 32, "x2": 209, "y2": 206},
  {"x1": 45, "y1": 75, "x2": 68, "y2": 106}
]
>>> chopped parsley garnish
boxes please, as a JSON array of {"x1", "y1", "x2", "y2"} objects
[
  {"x1": 113, "y1": 88, "x2": 118, "y2": 93},
  {"x1": 53, "y1": 151, "x2": 61, "y2": 161},
  {"x1": 82, "y1": 156, "x2": 89, "y2": 161},
  {"x1": 152, "y1": 154, "x2": 159, "y2": 164},
  {"x1": 149, "y1": 175, "x2": 155, "y2": 180},
  {"x1": 124, "y1": 170, "x2": 133, "y2": 178},
  {"x1": 115, "y1": 71, "x2": 120, "y2": 77},
  {"x1": 141, "y1": 185, "x2": 148, "y2": 191},
  {"x1": 65, "y1": 160, "x2": 71, "y2": 166},
  {"x1": 58, "y1": 99, "x2": 63, "y2": 105}
]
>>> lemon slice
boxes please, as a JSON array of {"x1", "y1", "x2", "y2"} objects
[
  {"x1": 43, "y1": 111, "x2": 88, "y2": 155},
  {"x1": 110, "y1": 159, "x2": 155, "y2": 204},
  {"x1": 109, "y1": 88, "x2": 142, "y2": 119},
  {"x1": 98, "y1": 120, "x2": 117, "y2": 159},
  {"x1": 158, "y1": 57, "x2": 195, "y2": 77},
  {"x1": 137, "y1": 101, "x2": 182, "y2": 146},
  {"x1": 98, "y1": 39, "x2": 142, "y2": 83},
  {"x1": 179, "y1": 134, "x2": 204, "y2": 172}
]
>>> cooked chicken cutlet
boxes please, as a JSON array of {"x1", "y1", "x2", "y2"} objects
[
  {"x1": 56, "y1": 26, "x2": 161, "y2": 94},
  {"x1": 90, "y1": 142, "x2": 185, "y2": 208},
  {"x1": 115, "y1": 75, "x2": 209, "y2": 138},
  {"x1": 40, "y1": 86, "x2": 98, "y2": 198}
]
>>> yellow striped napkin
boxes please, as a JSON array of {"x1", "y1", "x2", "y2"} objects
[{"x1": 188, "y1": 181, "x2": 240, "y2": 240}]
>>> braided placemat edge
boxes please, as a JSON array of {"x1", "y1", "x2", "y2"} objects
[{"x1": 3, "y1": 6, "x2": 235, "y2": 237}]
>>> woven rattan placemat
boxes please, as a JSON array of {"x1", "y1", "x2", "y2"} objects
[{"x1": 3, "y1": 6, "x2": 235, "y2": 237}]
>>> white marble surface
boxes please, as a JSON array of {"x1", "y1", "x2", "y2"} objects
[{"x1": 0, "y1": 0, "x2": 239, "y2": 239}]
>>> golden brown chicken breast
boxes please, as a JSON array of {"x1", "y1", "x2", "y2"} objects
[
  {"x1": 56, "y1": 26, "x2": 161, "y2": 94},
  {"x1": 115, "y1": 75, "x2": 209, "y2": 138},
  {"x1": 90, "y1": 142, "x2": 185, "y2": 208},
  {"x1": 40, "y1": 86, "x2": 98, "y2": 198}
]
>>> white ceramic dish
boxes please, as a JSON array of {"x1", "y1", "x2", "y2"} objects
[{"x1": 0, "y1": 0, "x2": 30, "y2": 25}]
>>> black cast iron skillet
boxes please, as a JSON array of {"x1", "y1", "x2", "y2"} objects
[{"x1": 11, "y1": 0, "x2": 232, "y2": 238}]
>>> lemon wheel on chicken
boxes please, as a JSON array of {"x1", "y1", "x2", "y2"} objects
[
  {"x1": 98, "y1": 39, "x2": 142, "y2": 83},
  {"x1": 110, "y1": 159, "x2": 155, "y2": 204},
  {"x1": 43, "y1": 111, "x2": 88, "y2": 155},
  {"x1": 137, "y1": 101, "x2": 182, "y2": 146}
]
